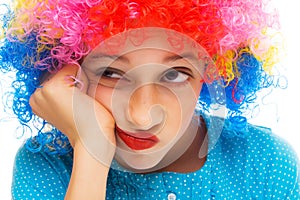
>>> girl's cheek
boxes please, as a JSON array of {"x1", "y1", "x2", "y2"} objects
[{"x1": 94, "y1": 87, "x2": 114, "y2": 111}]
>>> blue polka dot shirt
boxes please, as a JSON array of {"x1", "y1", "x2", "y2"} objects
[{"x1": 11, "y1": 116, "x2": 300, "y2": 199}]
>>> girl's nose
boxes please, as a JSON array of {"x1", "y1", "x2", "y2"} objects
[{"x1": 127, "y1": 84, "x2": 165, "y2": 130}]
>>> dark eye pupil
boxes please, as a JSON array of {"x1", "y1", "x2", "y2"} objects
[
  {"x1": 165, "y1": 70, "x2": 178, "y2": 80},
  {"x1": 102, "y1": 70, "x2": 114, "y2": 77}
]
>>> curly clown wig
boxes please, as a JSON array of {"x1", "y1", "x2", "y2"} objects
[{"x1": 0, "y1": 0, "x2": 283, "y2": 154}]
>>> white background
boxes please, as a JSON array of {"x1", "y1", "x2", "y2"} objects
[{"x1": 1, "y1": 1, "x2": 300, "y2": 199}]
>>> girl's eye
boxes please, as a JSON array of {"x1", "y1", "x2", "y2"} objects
[
  {"x1": 96, "y1": 67, "x2": 131, "y2": 88},
  {"x1": 161, "y1": 68, "x2": 190, "y2": 83},
  {"x1": 102, "y1": 70, "x2": 123, "y2": 79}
]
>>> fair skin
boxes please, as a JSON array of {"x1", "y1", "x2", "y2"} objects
[
  {"x1": 29, "y1": 28, "x2": 209, "y2": 199},
  {"x1": 84, "y1": 48, "x2": 205, "y2": 172}
]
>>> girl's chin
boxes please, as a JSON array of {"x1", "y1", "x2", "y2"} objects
[
  {"x1": 114, "y1": 151, "x2": 168, "y2": 172},
  {"x1": 114, "y1": 139, "x2": 182, "y2": 172}
]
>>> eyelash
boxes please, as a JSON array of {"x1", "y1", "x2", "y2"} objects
[{"x1": 96, "y1": 67, "x2": 126, "y2": 79}]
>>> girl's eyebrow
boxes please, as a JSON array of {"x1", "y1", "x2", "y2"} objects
[
  {"x1": 89, "y1": 52, "x2": 199, "y2": 63},
  {"x1": 163, "y1": 53, "x2": 199, "y2": 63},
  {"x1": 90, "y1": 53, "x2": 129, "y2": 63}
]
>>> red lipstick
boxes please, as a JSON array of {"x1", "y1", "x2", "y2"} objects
[{"x1": 116, "y1": 126, "x2": 159, "y2": 150}]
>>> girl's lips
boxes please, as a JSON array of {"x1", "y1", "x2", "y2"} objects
[{"x1": 116, "y1": 126, "x2": 159, "y2": 150}]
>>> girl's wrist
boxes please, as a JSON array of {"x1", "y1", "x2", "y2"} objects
[
  {"x1": 65, "y1": 141, "x2": 110, "y2": 200},
  {"x1": 73, "y1": 140, "x2": 111, "y2": 174}
]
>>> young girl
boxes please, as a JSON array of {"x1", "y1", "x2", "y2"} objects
[{"x1": 1, "y1": 0, "x2": 299, "y2": 199}]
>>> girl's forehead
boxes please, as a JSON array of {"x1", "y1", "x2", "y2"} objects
[{"x1": 87, "y1": 27, "x2": 210, "y2": 60}]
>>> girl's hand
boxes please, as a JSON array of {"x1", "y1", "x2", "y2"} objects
[
  {"x1": 29, "y1": 64, "x2": 116, "y2": 165},
  {"x1": 30, "y1": 64, "x2": 115, "y2": 199}
]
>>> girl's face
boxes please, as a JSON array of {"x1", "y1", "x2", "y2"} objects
[{"x1": 82, "y1": 28, "x2": 210, "y2": 172}]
